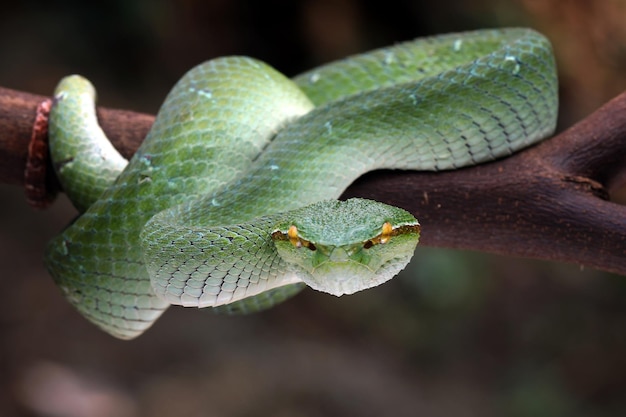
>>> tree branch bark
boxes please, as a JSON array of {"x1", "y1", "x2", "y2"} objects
[{"x1": 2, "y1": 85, "x2": 626, "y2": 275}]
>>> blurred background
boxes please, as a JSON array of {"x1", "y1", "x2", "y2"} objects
[{"x1": 2, "y1": 0, "x2": 626, "y2": 416}]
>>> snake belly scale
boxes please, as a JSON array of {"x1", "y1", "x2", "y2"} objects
[{"x1": 45, "y1": 28, "x2": 558, "y2": 339}]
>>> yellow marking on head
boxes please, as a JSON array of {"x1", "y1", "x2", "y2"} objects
[
  {"x1": 288, "y1": 225, "x2": 301, "y2": 248},
  {"x1": 380, "y1": 221, "x2": 393, "y2": 244}
]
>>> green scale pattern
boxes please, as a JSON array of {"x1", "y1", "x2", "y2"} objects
[{"x1": 45, "y1": 28, "x2": 558, "y2": 339}]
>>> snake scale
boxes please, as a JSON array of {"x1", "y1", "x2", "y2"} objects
[{"x1": 45, "y1": 28, "x2": 558, "y2": 339}]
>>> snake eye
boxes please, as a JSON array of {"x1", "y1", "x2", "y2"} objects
[
  {"x1": 286, "y1": 225, "x2": 316, "y2": 251},
  {"x1": 380, "y1": 222, "x2": 393, "y2": 244},
  {"x1": 288, "y1": 225, "x2": 300, "y2": 247},
  {"x1": 363, "y1": 222, "x2": 394, "y2": 249}
]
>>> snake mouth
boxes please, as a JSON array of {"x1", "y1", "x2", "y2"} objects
[
  {"x1": 299, "y1": 252, "x2": 415, "y2": 297},
  {"x1": 306, "y1": 260, "x2": 377, "y2": 296}
]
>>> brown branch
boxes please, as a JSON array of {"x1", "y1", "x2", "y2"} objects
[
  {"x1": 2, "y1": 85, "x2": 626, "y2": 275},
  {"x1": 0, "y1": 86, "x2": 153, "y2": 187}
]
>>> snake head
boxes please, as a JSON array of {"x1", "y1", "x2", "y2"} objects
[{"x1": 271, "y1": 198, "x2": 420, "y2": 296}]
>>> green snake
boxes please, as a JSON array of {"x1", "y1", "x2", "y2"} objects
[{"x1": 45, "y1": 28, "x2": 558, "y2": 339}]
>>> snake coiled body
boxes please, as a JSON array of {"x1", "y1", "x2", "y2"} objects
[{"x1": 45, "y1": 28, "x2": 558, "y2": 339}]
